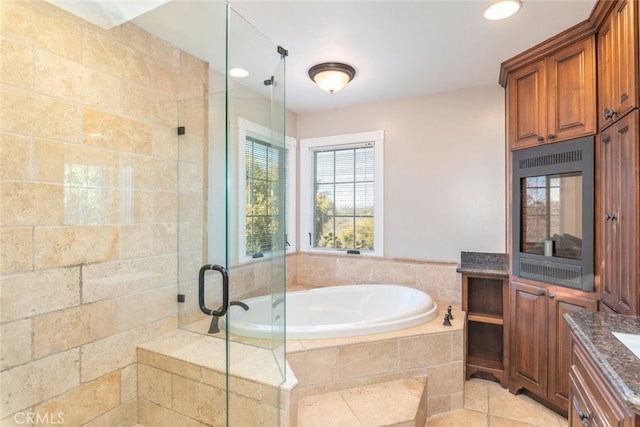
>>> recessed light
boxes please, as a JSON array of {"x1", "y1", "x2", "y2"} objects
[
  {"x1": 484, "y1": 0, "x2": 522, "y2": 20},
  {"x1": 229, "y1": 67, "x2": 249, "y2": 78}
]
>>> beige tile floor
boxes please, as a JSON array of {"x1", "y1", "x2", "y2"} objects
[{"x1": 428, "y1": 379, "x2": 569, "y2": 427}]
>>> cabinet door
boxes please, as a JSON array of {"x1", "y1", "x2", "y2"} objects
[
  {"x1": 509, "y1": 281, "x2": 547, "y2": 396},
  {"x1": 547, "y1": 291, "x2": 597, "y2": 411},
  {"x1": 599, "y1": 111, "x2": 639, "y2": 315},
  {"x1": 507, "y1": 61, "x2": 546, "y2": 150},
  {"x1": 599, "y1": 0, "x2": 638, "y2": 128},
  {"x1": 546, "y1": 37, "x2": 596, "y2": 143}
]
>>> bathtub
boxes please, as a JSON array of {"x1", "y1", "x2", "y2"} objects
[{"x1": 220, "y1": 284, "x2": 438, "y2": 340}]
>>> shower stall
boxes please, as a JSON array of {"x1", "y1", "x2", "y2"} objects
[{"x1": 134, "y1": 2, "x2": 288, "y2": 425}]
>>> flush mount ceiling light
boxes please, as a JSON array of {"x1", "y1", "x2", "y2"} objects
[
  {"x1": 484, "y1": 0, "x2": 522, "y2": 20},
  {"x1": 229, "y1": 67, "x2": 249, "y2": 78},
  {"x1": 308, "y1": 62, "x2": 356, "y2": 94}
]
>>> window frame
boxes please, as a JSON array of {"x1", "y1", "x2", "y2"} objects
[
  {"x1": 300, "y1": 130, "x2": 384, "y2": 256},
  {"x1": 238, "y1": 118, "x2": 296, "y2": 263}
]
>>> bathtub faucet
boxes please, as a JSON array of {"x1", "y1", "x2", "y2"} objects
[
  {"x1": 272, "y1": 297, "x2": 284, "y2": 309},
  {"x1": 207, "y1": 300, "x2": 249, "y2": 334}
]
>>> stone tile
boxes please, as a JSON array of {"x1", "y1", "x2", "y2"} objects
[
  {"x1": 34, "y1": 371, "x2": 120, "y2": 426},
  {"x1": 0, "y1": 349, "x2": 80, "y2": 415},
  {"x1": 463, "y1": 379, "x2": 490, "y2": 413},
  {"x1": 81, "y1": 325, "x2": 153, "y2": 382},
  {"x1": 399, "y1": 333, "x2": 452, "y2": 370},
  {"x1": 83, "y1": 108, "x2": 153, "y2": 154},
  {"x1": 0, "y1": 133, "x2": 31, "y2": 181},
  {"x1": 229, "y1": 393, "x2": 279, "y2": 427},
  {"x1": 340, "y1": 379, "x2": 424, "y2": 426},
  {"x1": 488, "y1": 385, "x2": 567, "y2": 426},
  {"x1": 334, "y1": 256, "x2": 375, "y2": 283},
  {"x1": 0, "y1": 266, "x2": 81, "y2": 322},
  {"x1": 138, "y1": 399, "x2": 200, "y2": 427},
  {"x1": 0, "y1": 227, "x2": 32, "y2": 274},
  {"x1": 153, "y1": 191, "x2": 178, "y2": 223},
  {"x1": 171, "y1": 375, "x2": 225, "y2": 426},
  {"x1": 1, "y1": 37, "x2": 34, "y2": 89},
  {"x1": 426, "y1": 362, "x2": 464, "y2": 396},
  {"x1": 33, "y1": 225, "x2": 119, "y2": 268},
  {"x1": 1, "y1": 85, "x2": 82, "y2": 142},
  {"x1": 286, "y1": 347, "x2": 338, "y2": 387},
  {"x1": 120, "y1": 363, "x2": 138, "y2": 403},
  {"x1": 373, "y1": 259, "x2": 417, "y2": 285},
  {"x1": 121, "y1": 23, "x2": 181, "y2": 68},
  {"x1": 0, "y1": 1, "x2": 83, "y2": 61},
  {"x1": 82, "y1": 258, "x2": 160, "y2": 303},
  {"x1": 120, "y1": 153, "x2": 177, "y2": 192},
  {"x1": 298, "y1": 392, "x2": 359, "y2": 427},
  {"x1": 151, "y1": 125, "x2": 178, "y2": 160},
  {"x1": 82, "y1": 28, "x2": 150, "y2": 86},
  {"x1": 0, "y1": 319, "x2": 32, "y2": 370},
  {"x1": 33, "y1": 299, "x2": 119, "y2": 358},
  {"x1": 34, "y1": 50, "x2": 120, "y2": 110},
  {"x1": 117, "y1": 286, "x2": 177, "y2": 332},
  {"x1": 138, "y1": 364, "x2": 172, "y2": 407},
  {"x1": 0, "y1": 181, "x2": 64, "y2": 226},
  {"x1": 338, "y1": 340, "x2": 397, "y2": 380},
  {"x1": 427, "y1": 408, "x2": 488, "y2": 426},
  {"x1": 121, "y1": 82, "x2": 176, "y2": 127},
  {"x1": 82, "y1": 399, "x2": 138, "y2": 427}
]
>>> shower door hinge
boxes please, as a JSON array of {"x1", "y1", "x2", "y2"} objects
[
  {"x1": 177, "y1": 126, "x2": 185, "y2": 135},
  {"x1": 177, "y1": 294, "x2": 185, "y2": 303},
  {"x1": 277, "y1": 45, "x2": 288, "y2": 58},
  {"x1": 264, "y1": 76, "x2": 275, "y2": 86}
]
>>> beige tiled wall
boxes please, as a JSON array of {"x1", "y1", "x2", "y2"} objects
[
  {"x1": 292, "y1": 252, "x2": 462, "y2": 308},
  {"x1": 0, "y1": 0, "x2": 208, "y2": 424}
]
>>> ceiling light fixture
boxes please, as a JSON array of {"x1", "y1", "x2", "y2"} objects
[
  {"x1": 229, "y1": 67, "x2": 249, "y2": 78},
  {"x1": 484, "y1": 0, "x2": 522, "y2": 20},
  {"x1": 308, "y1": 62, "x2": 356, "y2": 94}
]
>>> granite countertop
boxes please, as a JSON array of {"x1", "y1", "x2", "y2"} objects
[
  {"x1": 565, "y1": 311, "x2": 640, "y2": 414},
  {"x1": 456, "y1": 251, "x2": 509, "y2": 277}
]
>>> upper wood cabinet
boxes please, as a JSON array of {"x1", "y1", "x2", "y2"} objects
[
  {"x1": 597, "y1": 0, "x2": 639, "y2": 130},
  {"x1": 503, "y1": 36, "x2": 597, "y2": 150}
]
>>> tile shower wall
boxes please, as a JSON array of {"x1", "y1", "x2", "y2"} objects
[{"x1": 0, "y1": 1, "x2": 208, "y2": 424}]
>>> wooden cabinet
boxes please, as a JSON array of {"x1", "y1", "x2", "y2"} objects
[
  {"x1": 598, "y1": 110, "x2": 640, "y2": 315},
  {"x1": 505, "y1": 36, "x2": 596, "y2": 150},
  {"x1": 462, "y1": 273, "x2": 509, "y2": 387},
  {"x1": 597, "y1": 0, "x2": 638, "y2": 130},
  {"x1": 569, "y1": 334, "x2": 636, "y2": 427},
  {"x1": 509, "y1": 279, "x2": 598, "y2": 413}
]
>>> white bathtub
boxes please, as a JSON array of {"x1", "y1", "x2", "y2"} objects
[{"x1": 220, "y1": 284, "x2": 438, "y2": 340}]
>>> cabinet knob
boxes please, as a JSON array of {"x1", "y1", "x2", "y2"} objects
[
  {"x1": 606, "y1": 213, "x2": 618, "y2": 222},
  {"x1": 548, "y1": 293, "x2": 555, "y2": 299},
  {"x1": 603, "y1": 108, "x2": 617, "y2": 120},
  {"x1": 537, "y1": 135, "x2": 545, "y2": 142},
  {"x1": 547, "y1": 134, "x2": 555, "y2": 140},
  {"x1": 536, "y1": 289, "x2": 545, "y2": 296}
]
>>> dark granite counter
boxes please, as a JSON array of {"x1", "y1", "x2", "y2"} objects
[
  {"x1": 564, "y1": 311, "x2": 640, "y2": 414},
  {"x1": 456, "y1": 251, "x2": 509, "y2": 277}
]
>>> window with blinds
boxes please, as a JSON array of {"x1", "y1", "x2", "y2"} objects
[
  {"x1": 245, "y1": 136, "x2": 285, "y2": 256},
  {"x1": 313, "y1": 143, "x2": 375, "y2": 250}
]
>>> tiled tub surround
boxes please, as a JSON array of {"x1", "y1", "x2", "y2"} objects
[
  {"x1": 141, "y1": 307, "x2": 464, "y2": 426},
  {"x1": 564, "y1": 311, "x2": 640, "y2": 413},
  {"x1": 0, "y1": 0, "x2": 208, "y2": 424}
]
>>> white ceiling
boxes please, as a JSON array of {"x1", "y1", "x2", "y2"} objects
[{"x1": 129, "y1": 0, "x2": 597, "y2": 114}]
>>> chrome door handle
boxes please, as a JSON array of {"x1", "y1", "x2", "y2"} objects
[{"x1": 198, "y1": 264, "x2": 229, "y2": 316}]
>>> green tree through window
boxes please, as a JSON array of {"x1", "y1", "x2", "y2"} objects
[{"x1": 245, "y1": 136, "x2": 285, "y2": 256}]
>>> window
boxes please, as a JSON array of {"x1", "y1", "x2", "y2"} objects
[
  {"x1": 238, "y1": 118, "x2": 296, "y2": 261},
  {"x1": 300, "y1": 130, "x2": 384, "y2": 255}
]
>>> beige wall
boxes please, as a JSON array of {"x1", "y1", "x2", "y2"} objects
[
  {"x1": 0, "y1": 1, "x2": 208, "y2": 424},
  {"x1": 296, "y1": 85, "x2": 507, "y2": 262}
]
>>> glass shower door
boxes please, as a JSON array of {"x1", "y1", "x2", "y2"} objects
[
  {"x1": 226, "y1": 6, "x2": 287, "y2": 425},
  {"x1": 177, "y1": 3, "x2": 287, "y2": 426}
]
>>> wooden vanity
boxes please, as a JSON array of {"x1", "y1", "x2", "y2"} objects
[{"x1": 565, "y1": 312, "x2": 640, "y2": 426}]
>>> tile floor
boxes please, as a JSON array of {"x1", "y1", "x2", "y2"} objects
[{"x1": 428, "y1": 379, "x2": 569, "y2": 427}]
